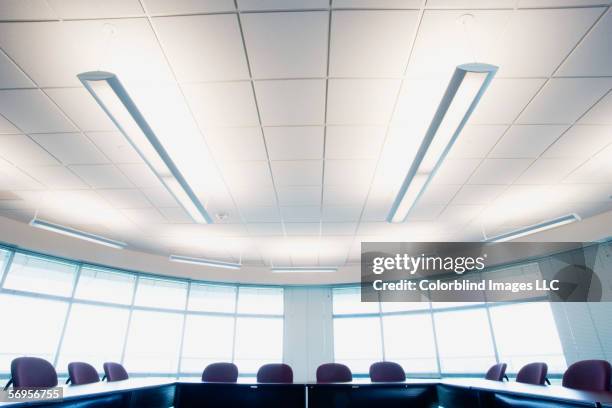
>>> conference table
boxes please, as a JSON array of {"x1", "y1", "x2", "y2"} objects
[{"x1": 2, "y1": 377, "x2": 612, "y2": 407}]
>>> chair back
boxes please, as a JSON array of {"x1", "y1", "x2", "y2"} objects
[
  {"x1": 516, "y1": 362, "x2": 548, "y2": 385},
  {"x1": 562, "y1": 360, "x2": 611, "y2": 391},
  {"x1": 102, "y1": 362, "x2": 128, "y2": 382},
  {"x1": 369, "y1": 361, "x2": 406, "y2": 382},
  {"x1": 316, "y1": 363, "x2": 352, "y2": 383},
  {"x1": 8, "y1": 357, "x2": 58, "y2": 388},
  {"x1": 485, "y1": 363, "x2": 508, "y2": 381},
  {"x1": 68, "y1": 362, "x2": 100, "y2": 385},
  {"x1": 257, "y1": 363, "x2": 293, "y2": 383},
  {"x1": 202, "y1": 362, "x2": 239, "y2": 383}
]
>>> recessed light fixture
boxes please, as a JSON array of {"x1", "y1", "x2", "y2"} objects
[
  {"x1": 78, "y1": 71, "x2": 213, "y2": 224},
  {"x1": 387, "y1": 63, "x2": 497, "y2": 223},
  {"x1": 30, "y1": 218, "x2": 127, "y2": 249},
  {"x1": 169, "y1": 254, "x2": 241, "y2": 270},
  {"x1": 484, "y1": 214, "x2": 581, "y2": 243},
  {"x1": 271, "y1": 267, "x2": 338, "y2": 273}
]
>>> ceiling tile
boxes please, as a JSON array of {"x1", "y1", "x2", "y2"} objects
[
  {"x1": 324, "y1": 159, "x2": 376, "y2": 185},
  {"x1": 0, "y1": 89, "x2": 76, "y2": 133},
  {"x1": 143, "y1": 0, "x2": 235, "y2": 14},
  {"x1": 330, "y1": 10, "x2": 418, "y2": 77},
  {"x1": 322, "y1": 222, "x2": 357, "y2": 235},
  {"x1": 86, "y1": 131, "x2": 142, "y2": 164},
  {"x1": 426, "y1": 0, "x2": 514, "y2": 7},
  {"x1": 247, "y1": 223, "x2": 283, "y2": 236},
  {"x1": 238, "y1": 0, "x2": 329, "y2": 10},
  {"x1": 323, "y1": 184, "x2": 370, "y2": 206},
  {"x1": 0, "y1": 0, "x2": 56, "y2": 20},
  {"x1": 580, "y1": 91, "x2": 612, "y2": 125},
  {"x1": 468, "y1": 158, "x2": 533, "y2": 184},
  {"x1": 489, "y1": 125, "x2": 568, "y2": 158},
  {"x1": 21, "y1": 165, "x2": 89, "y2": 189},
  {"x1": 153, "y1": 14, "x2": 248, "y2": 82},
  {"x1": 0, "y1": 162, "x2": 42, "y2": 190},
  {"x1": 232, "y1": 185, "x2": 278, "y2": 207},
  {"x1": 325, "y1": 126, "x2": 386, "y2": 159},
  {"x1": 241, "y1": 206, "x2": 281, "y2": 223},
  {"x1": 121, "y1": 208, "x2": 166, "y2": 225},
  {"x1": 452, "y1": 185, "x2": 506, "y2": 205},
  {"x1": 327, "y1": 79, "x2": 400, "y2": 125},
  {"x1": 470, "y1": 79, "x2": 546, "y2": 125},
  {"x1": 141, "y1": 186, "x2": 177, "y2": 207},
  {"x1": 438, "y1": 205, "x2": 483, "y2": 225},
  {"x1": 184, "y1": 81, "x2": 259, "y2": 127},
  {"x1": 158, "y1": 207, "x2": 191, "y2": 223},
  {"x1": 70, "y1": 164, "x2": 134, "y2": 188},
  {"x1": 0, "y1": 115, "x2": 19, "y2": 134},
  {"x1": 45, "y1": 87, "x2": 116, "y2": 132},
  {"x1": 322, "y1": 205, "x2": 361, "y2": 222},
  {"x1": 205, "y1": 127, "x2": 267, "y2": 161},
  {"x1": 0, "y1": 51, "x2": 35, "y2": 88},
  {"x1": 517, "y1": 158, "x2": 584, "y2": 184},
  {"x1": 0, "y1": 134, "x2": 58, "y2": 165},
  {"x1": 405, "y1": 202, "x2": 444, "y2": 221},
  {"x1": 285, "y1": 223, "x2": 320, "y2": 236},
  {"x1": 564, "y1": 146, "x2": 612, "y2": 183},
  {"x1": 392, "y1": 79, "x2": 446, "y2": 129},
  {"x1": 222, "y1": 161, "x2": 273, "y2": 190},
  {"x1": 333, "y1": 0, "x2": 422, "y2": 8},
  {"x1": 254, "y1": 80, "x2": 326, "y2": 126},
  {"x1": 265, "y1": 126, "x2": 324, "y2": 160},
  {"x1": 277, "y1": 185, "x2": 321, "y2": 206},
  {"x1": 46, "y1": 0, "x2": 143, "y2": 18},
  {"x1": 448, "y1": 125, "x2": 507, "y2": 159},
  {"x1": 271, "y1": 160, "x2": 323, "y2": 186},
  {"x1": 544, "y1": 125, "x2": 612, "y2": 159},
  {"x1": 281, "y1": 206, "x2": 321, "y2": 222},
  {"x1": 432, "y1": 158, "x2": 482, "y2": 185},
  {"x1": 418, "y1": 183, "x2": 461, "y2": 205},
  {"x1": 517, "y1": 78, "x2": 612, "y2": 124},
  {"x1": 97, "y1": 189, "x2": 152, "y2": 209},
  {"x1": 242, "y1": 11, "x2": 328, "y2": 78},
  {"x1": 518, "y1": 0, "x2": 611, "y2": 7},
  {"x1": 486, "y1": 7, "x2": 604, "y2": 77},
  {"x1": 118, "y1": 164, "x2": 162, "y2": 188},
  {"x1": 30, "y1": 132, "x2": 108, "y2": 165}
]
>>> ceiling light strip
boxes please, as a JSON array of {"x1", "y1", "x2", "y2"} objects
[
  {"x1": 30, "y1": 218, "x2": 127, "y2": 249},
  {"x1": 387, "y1": 63, "x2": 498, "y2": 223},
  {"x1": 271, "y1": 267, "x2": 337, "y2": 273},
  {"x1": 169, "y1": 255, "x2": 241, "y2": 270},
  {"x1": 77, "y1": 71, "x2": 212, "y2": 224},
  {"x1": 484, "y1": 214, "x2": 581, "y2": 243}
]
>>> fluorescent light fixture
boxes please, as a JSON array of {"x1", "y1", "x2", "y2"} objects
[
  {"x1": 169, "y1": 255, "x2": 241, "y2": 270},
  {"x1": 484, "y1": 214, "x2": 581, "y2": 243},
  {"x1": 387, "y1": 63, "x2": 498, "y2": 223},
  {"x1": 271, "y1": 267, "x2": 337, "y2": 273},
  {"x1": 78, "y1": 71, "x2": 212, "y2": 224},
  {"x1": 30, "y1": 218, "x2": 127, "y2": 249}
]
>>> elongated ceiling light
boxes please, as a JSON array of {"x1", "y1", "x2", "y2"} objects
[
  {"x1": 271, "y1": 267, "x2": 337, "y2": 273},
  {"x1": 78, "y1": 71, "x2": 212, "y2": 224},
  {"x1": 387, "y1": 63, "x2": 498, "y2": 223},
  {"x1": 169, "y1": 254, "x2": 241, "y2": 270},
  {"x1": 30, "y1": 218, "x2": 127, "y2": 249},
  {"x1": 484, "y1": 214, "x2": 581, "y2": 243}
]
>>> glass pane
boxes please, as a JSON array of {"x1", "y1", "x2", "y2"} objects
[
  {"x1": 74, "y1": 267, "x2": 136, "y2": 305},
  {"x1": 234, "y1": 317, "x2": 283, "y2": 374},
  {"x1": 0, "y1": 294, "x2": 68, "y2": 372},
  {"x1": 383, "y1": 314, "x2": 438, "y2": 374},
  {"x1": 381, "y1": 301, "x2": 430, "y2": 313},
  {"x1": 188, "y1": 283, "x2": 236, "y2": 313},
  {"x1": 333, "y1": 316, "x2": 382, "y2": 374},
  {"x1": 123, "y1": 310, "x2": 183, "y2": 373},
  {"x1": 333, "y1": 287, "x2": 379, "y2": 315},
  {"x1": 57, "y1": 303, "x2": 130, "y2": 372},
  {"x1": 4, "y1": 253, "x2": 77, "y2": 297},
  {"x1": 434, "y1": 308, "x2": 496, "y2": 374},
  {"x1": 237, "y1": 287, "x2": 283, "y2": 315},
  {"x1": 490, "y1": 302, "x2": 566, "y2": 374},
  {"x1": 134, "y1": 277, "x2": 188, "y2": 310},
  {"x1": 0, "y1": 249, "x2": 8, "y2": 283},
  {"x1": 180, "y1": 315, "x2": 234, "y2": 373}
]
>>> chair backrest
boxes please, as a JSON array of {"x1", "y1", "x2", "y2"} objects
[
  {"x1": 485, "y1": 363, "x2": 508, "y2": 381},
  {"x1": 562, "y1": 360, "x2": 611, "y2": 391},
  {"x1": 68, "y1": 362, "x2": 100, "y2": 386},
  {"x1": 102, "y1": 362, "x2": 129, "y2": 382},
  {"x1": 316, "y1": 363, "x2": 352, "y2": 383},
  {"x1": 369, "y1": 361, "x2": 406, "y2": 382},
  {"x1": 516, "y1": 362, "x2": 549, "y2": 385},
  {"x1": 256, "y1": 363, "x2": 293, "y2": 383},
  {"x1": 9, "y1": 357, "x2": 58, "y2": 388},
  {"x1": 202, "y1": 362, "x2": 239, "y2": 383}
]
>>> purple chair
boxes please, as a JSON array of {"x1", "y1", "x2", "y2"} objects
[
  {"x1": 102, "y1": 362, "x2": 128, "y2": 382},
  {"x1": 202, "y1": 362, "x2": 239, "y2": 383},
  {"x1": 316, "y1": 363, "x2": 352, "y2": 383},
  {"x1": 369, "y1": 361, "x2": 406, "y2": 382},
  {"x1": 516, "y1": 362, "x2": 549, "y2": 385},
  {"x1": 485, "y1": 363, "x2": 508, "y2": 382},
  {"x1": 562, "y1": 359, "x2": 611, "y2": 391},
  {"x1": 67, "y1": 362, "x2": 100, "y2": 386},
  {"x1": 257, "y1": 363, "x2": 293, "y2": 383},
  {"x1": 4, "y1": 357, "x2": 58, "y2": 389}
]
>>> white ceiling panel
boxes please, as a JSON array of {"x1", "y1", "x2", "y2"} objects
[
  {"x1": 97, "y1": 189, "x2": 152, "y2": 209},
  {"x1": 557, "y1": 9, "x2": 612, "y2": 77},
  {"x1": 221, "y1": 161, "x2": 273, "y2": 190},
  {"x1": 232, "y1": 185, "x2": 278, "y2": 207},
  {"x1": 242, "y1": 11, "x2": 328, "y2": 78},
  {"x1": 333, "y1": 0, "x2": 422, "y2": 8},
  {"x1": 323, "y1": 184, "x2": 370, "y2": 206},
  {"x1": 580, "y1": 91, "x2": 612, "y2": 125},
  {"x1": 254, "y1": 80, "x2": 326, "y2": 126},
  {"x1": 281, "y1": 206, "x2": 321, "y2": 222},
  {"x1": 325, "y1": 126, "x2": 386, "y2": 160},
  {"x1": 392, "y1": 79, "x2": 446, "y2": 128},
  {"x1": 517, "y1": 158, "x2": 584, "y2": 184},
  {"x1": 70, "y1": 164, "x2": 134, "y2": 188},
  {"x1": 518, "y1": 0, "x2": 612, "y2": 9},
  {"x1": 265, "y1": 127, "x2": 324, "y2": 160},
  {"x1": 0, "y1": 134, "x2": 58, "y2": 165},
  {"x1": 327, "y1": 79, "x2": 400, "y2": 125},
  {"x1": 238, "y1": 0, "x2": 329, "y2": 10},
  {"x1": 0, "y1": 89, "x2": 75, "y2": 133},
  {"x1": 45, "y1": 87, "x2": 117, "y2": 132},
  {"x1": 141, "y1": 186, "x2": 177, "y2": 208},
  {"x1": 405, "y1": 202, "x2": 445, "y2": 221},
  {"x1": 321, "y1": 222, "x2": 357, "y2": 236},
  {"x1": 470, "y1": 79, "x2": 546, "y2": 125},
  {"x1": 0, "y1": 115, "x2": 19, "y2": 134},
  {"x1": 486, "y1": 7, "x2": 604, "y2": 77},
  {"x1": 426, "y1": 0, "x2": 514, "y2": 7},
  {"x1": 544, "y1": 125, "x2": 612, "y2": 158},
  {"x1": 205, "y1": 127, "x2": 267, "y2": 162},
  {"x1": 247, "y1": 223, "x2": 283, "y2": 236},
  {"x1": 0, "y1": 163, "x2": 42, "y2": 190},
  {"x1": 271, "y1": 160, "x2": 323, "y2": 186},
  {"x1": 0, "y1": 0, "x2": 56, "y2": 20},
  {"x1": 184, "y1": 81, "x2": 259, "y2": 127},
  {"x1": 158, "y1": 207, "x2": 192, "y2": 223},
  {"x1": 121, "y1": 208, "x2": 166, "y2": 225},
  {"x1": 46, "y1": 0, "x2": 143, "y2": 18},
  {"x1": 324, "y1": 159, "x2": 377, "y2": 186},
  {"x1": 143, "y1": 0, "x2": 235, "y2": 14},
  {"x1": 448, "y1": 125, "x2": 507, "y2": 159},
  {"x1": 241, "y1": 206, "x2": 281, "y2": 223},
  {"x1": 153, "y1": 14, "x2": 248, "y2": 82},
  {"x1": 489, "y1": 125, "x2": 568, "y2": 158},
  {"x1": 321, "y1": 205, "x2": 362, "y2": 222},
  {"x1": 432, "y1": 158, "x2": 482, "y2": 185},
  {"x1": 86, "y1": 131, "x2": 142, "y2": 164},
  {"x1": 118, "y1": 164, "x2": 162, "y2": 188},
  {"x1": 468, "y1": 158, "x2": 533, "y2": 184},
  {"x1": 418, "y1": 183, "x2": 461, "y2": 205},
  {"x1": 330, "y1": 10, "x2": 418, "y2": 77},
  {"x1": 285, "y1": 223, "x2": 320, "y2": 236},
  {"x1": 21, "y1": 165, "x2": 89, "y2": 189},
  {"x1": 517, "y1": 78, "x2": 612, "y2": 124},
  {"x1": 277, "y1": 185, "x2": 321, "y2": 206},
  {"x1": 564, "y1": 146, "x2": 612, "y2": 183},
  {"x1": 438, "y1": 205, "x2": 483, "y2": 225},
  {"x1": 0, "y1": 51, "x2": 35, "y2": 88},
  {"x1": 452, "y1": 184, "x2": 506, "y2": 205},
  {"x1": 30, "y1": 133, "x2": 108, "y2": 165}
]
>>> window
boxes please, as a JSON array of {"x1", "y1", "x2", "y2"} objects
[
  {"x1": 234, "y1": 317, "x2": 283, "y2": 374},
  {"x1": 3, "y1": 253, "x2": 77, "y2": 297},
  {"x1": 74, "y1": 267, "x2": 136, "y2": 305},
  {"x1": 0, "y1": 249, "x2": 8, "y2": 282},
  {"x1": 180, "y1": 315, "x2": 234, "y2": 373},
  {"x1": 382, "y1": 314, "x2": 437, "y2": 374},
  {"x1": 333, "y1": 316, "x2": 382, "y2": 374},
  {"x1": 237, "y1": 287, "x2": 283, "y2": 315},
  {"x1": 188, "y1": 283, "x2": 236, "y2": 313},
  {"x1": 333, "y1": 287, "x2": 379, "y2": 315},
  {"x1": 134, "y1": 277, "x2": 187, "y2": 310}
]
